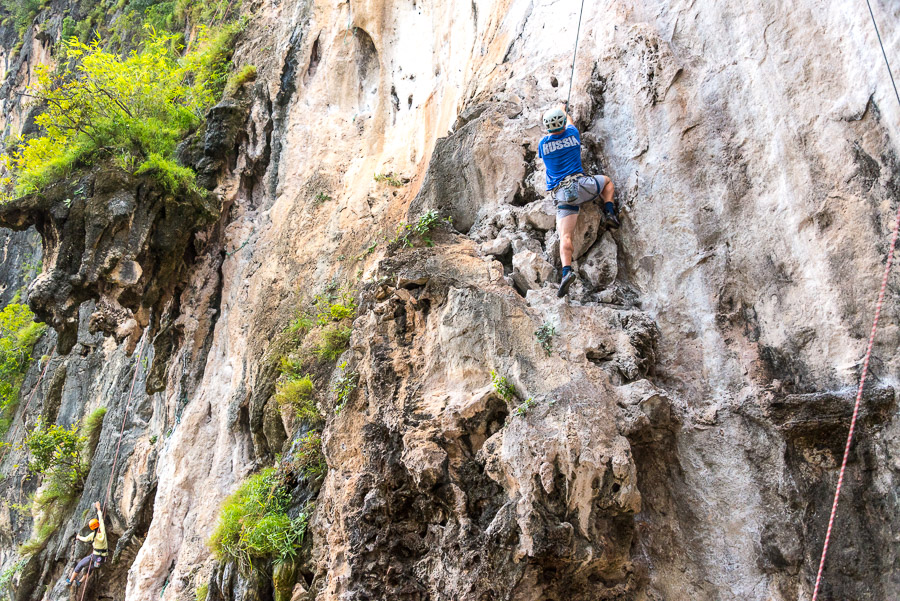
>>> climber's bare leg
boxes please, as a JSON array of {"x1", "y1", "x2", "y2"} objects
[{"x1": 558, "y1": 213, "x2": 578, "y2": 268}]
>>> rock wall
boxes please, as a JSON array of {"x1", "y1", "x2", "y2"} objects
[{"x1": 1, "y1": 1, "x2": 899, "y2": 600}]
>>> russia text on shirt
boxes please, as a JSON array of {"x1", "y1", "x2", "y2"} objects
[{"x1": 541, "y1": 135, "x2": 579, "y2": 155}]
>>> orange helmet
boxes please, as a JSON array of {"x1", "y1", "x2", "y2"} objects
[{"x1": 89, "y1": 519, "x2": 99, "y2": 530}]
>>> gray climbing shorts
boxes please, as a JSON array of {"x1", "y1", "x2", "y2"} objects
[{"x1": 553, "y1": 174, "x2": 607, "y2": 219}]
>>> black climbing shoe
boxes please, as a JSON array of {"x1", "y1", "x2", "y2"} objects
[
  {"x1": 603, "y1": 209, "x2": 621, "y2": 230},
  {"x1": 557, "y1": 271, "x2": 576, "y2": 298}
]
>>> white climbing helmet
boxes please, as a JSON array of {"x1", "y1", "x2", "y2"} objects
[{"x1": 543, "y1": 107, "x2": 567, "y2": 132}]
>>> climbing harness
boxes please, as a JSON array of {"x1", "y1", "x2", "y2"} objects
[
  {"x1": 0, "y1": 346, "x2": 56, "y2": 467},
  {"x1": 78, "y1": 336, "x2": 149, "y2": 601},
  {"x1": 565, "y1": 0, "x2": 587, "y2": 112},
  {"x1": 810, "y1": 3, "x2": 900, "y2": 598}
]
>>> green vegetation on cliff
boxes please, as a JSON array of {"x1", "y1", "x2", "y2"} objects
[
  {"x1": 293, "y1": 431, "x2": 326, "y2": 480},
  {"x1": 23, "y1": 421, "x2": 86, "y2": 485},
  {"x1": 209, "y1": 467, "x2": 310, "y2": 571},
  {"x1": 274, "y1": 375, "x2": 323, "y2": 426},
  {"x1": 276, "y1": 288, "x2": 358, "y2": 417},
  {"x1": 0, "y1": 303, "x2": 46, "y2": 435},
  {"x1": 17, "y1": 407, "x2": 107, "y2": 556},
  {"x1": 1, "y1": 25, "x2": 239, "y2": 199},
  {"x1": 0, "y1": 0, "x2": 46, "y2": 36}
]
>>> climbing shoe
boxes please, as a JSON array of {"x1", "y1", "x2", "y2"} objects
[
  {"x1": 557, "y1": 271, "x2": 576, "y2": 298},
  {"x1": 603, "y1": 208, "x2": 621, "y2": 230}
]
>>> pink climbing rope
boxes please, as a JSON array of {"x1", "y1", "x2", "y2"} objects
[{"x1": 810, "y1": 201, "x2": 900, "y2": 601}]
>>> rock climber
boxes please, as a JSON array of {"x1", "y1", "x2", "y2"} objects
[
  {"x1": 67, "y1": 501, "x2": 107, "y2": 588},
  {"x1": 538, "y1": 105, "x2": 619, "y2": 297}
]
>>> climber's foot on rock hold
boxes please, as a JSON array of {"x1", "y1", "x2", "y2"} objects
[
  {"x1": 558, "y1": 269, "x2": 576, "y2": 298},
  {"x1": 603, "y1": 202, "x2": 620, "y2": 229}
]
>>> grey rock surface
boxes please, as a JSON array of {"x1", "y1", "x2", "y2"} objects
[
  {"x1": 580, "y1": 233, "x2": 618, "y2": 290},
  {"x1": 511, "y1": 249, "x2": 555, "y2": 291}
]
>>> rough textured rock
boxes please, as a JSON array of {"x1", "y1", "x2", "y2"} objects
[
  {"x1": 511, "y1": 249, "x2": 555, "y2": 292},
  {"x1": 580, "y1": 233, "x2": 618, "y2": 290},
  {"x1": 410, "y1": 102, "x2": 527, "y2": 233},
  {"x1": 1, "y1": 1, "x2": 900, "y2": 601},
  {"x1": 524, "y1": 199, "x2": 556, "y2": 231},
  {"x1": 0, "y1": 167, "x2": 219, "y2": 353},
  {"x1": 308, "y1": 240, "x2": 666, "y2": 599},
  {"x1": 0, "y1": 229, "x2": 41, "y2": 306}
]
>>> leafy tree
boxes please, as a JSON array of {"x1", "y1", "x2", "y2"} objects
[
  {"x1": 0, "y1": 0, "x2": 44, "y2": 36},
  {"x1": 1, "y1": 25, "x2": 238, "y2": 199},
  {"x1": 17, "y1": 408, "x2": 108, "y2": 556},
  {"x1": 23, "y1": 420, "x2": 86, "y2": 485}
]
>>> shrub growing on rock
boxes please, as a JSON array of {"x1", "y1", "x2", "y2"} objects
[
  {"x1": 224, "y1": 64, "x2": 257, "y2": 95},
  {"x1": 18, "y1": 407, "x2": 110, "y2": 556},
  {"x1": 294, "y1": 431, "x2": 326, "y2": 480},
  {"x1": 23, "y1": 421, "x2": 85, "y2": 481},
  {"x1": 209, "y1": 468, "x2": 309, "y2": 571},
  {"x1": 278, "y1": 287, "x2": 358, "y2": 376},
  {"x1": 0, "y1": 0, "x2": 44, "y2": 36},
  {"x1": 534, "y1": 322, "x2": 556, "y2": 356},
  {"x1": 195, "y1": 582, "x2": 209, "y2": 601},
  {"x1": 274, "y1": 375, "x2": 322, "y2": 426},
  {"x1": 313, "y1": 326, "x2": 352, "y2": 361},
  {"x1": 18, "y1": 420, "x2": 88, "y2": 555},
  {"x1": 491, "y1": 370, "x2": 517, "y2": 403},
  {"x1": 82, "y1": 406, "x2": 107, "y2": 460},
  {"x1": 332, "y1": 363, "x2": 358, "y2": 414}
]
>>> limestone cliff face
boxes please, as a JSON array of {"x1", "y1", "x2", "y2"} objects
[{"x1": 1, "y1": 1, "x2": 900, "y2": 601}]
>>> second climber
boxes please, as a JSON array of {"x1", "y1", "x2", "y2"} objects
[{"x1": 67, "y1": 501, "x2": 108, "y2": 589}]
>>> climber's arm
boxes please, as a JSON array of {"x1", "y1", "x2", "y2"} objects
[
  {"x1": 558, "y1": 104, "x2": 574, "y2": 127},
  {"x1": 94, "y1": 501, "x2": 106, "y2": 541}
]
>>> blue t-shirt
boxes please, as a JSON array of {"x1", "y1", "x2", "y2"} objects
[{"x1": 538, "y1": 124, "x2": 582, "y2": 190}]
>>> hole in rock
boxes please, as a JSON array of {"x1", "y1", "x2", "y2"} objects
[
  {"x1": 550, "y1": 76, "x2": 558, "y2": 87},
  {"x1": 510, "y1": 278, "x2": 527, "y2": 299},
  {"x1": 354, "y1": 28, "x2": 379, "y2": 110},
  {"x1": 307, "y1": 35, "x2": 321, "y2": 78},
  {"x1": 586, "y1": 348, "x2": 614, "y2": 365},
  {"x1": 460, "y1": 396, "x2": 509, "y2": 455},
  {"x1": 511, "y1": 144, "x2": 539, "y2": 208}
]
